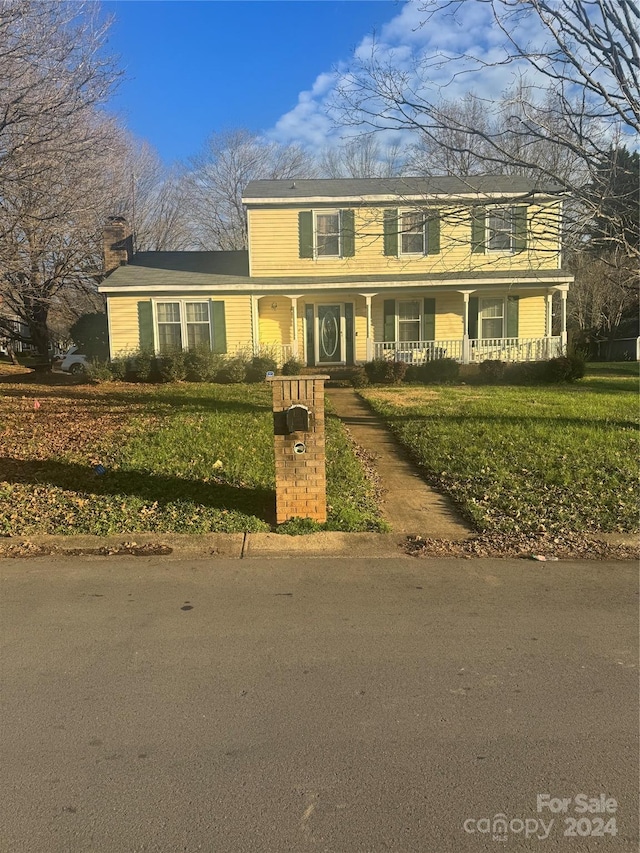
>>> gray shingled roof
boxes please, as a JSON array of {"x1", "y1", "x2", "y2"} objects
[
  {"x1": 243, "y1": 176, "x2": 565, "y2": 201},
  {"x1": 130, "y1": 251, "x2": 248, "y2": 276},
  {"x1": 100, "y1": 253, "x2": 570, "y2": 293}
]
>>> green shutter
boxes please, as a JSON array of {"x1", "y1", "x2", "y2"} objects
[
  {"x1": 506, "y1": 295, "x2": 519, "y2": 338},
  {"x1": 211, "y1": 301, "x2": 227, "y2": 353},
  {"x1": 383, "y1": 209, "x2": 398, "y2": 256},
  {"x1": 513, "y1": 206, "x2": 528, "y2": 252},
  {"x1": 299, "y1": 211, "x2": 313, "y2": 258},
  {"x1": 468, "y1": 296, "x2": 479, "y2": 339},
  {"x1": 423, "y1": 298, "x2": 436, "y2": 341},
  {"x1": 427, "y1": 213, "x2": 440, "y2": 254},
  {"x1": 383, "y1": 299, "x2": 395, "y2": 342},
  {"x1": 305, "y1": 304, "x2": 315, "y2": 366},
  {"x1": 137, "y1": 301, "x2": 154, "y2": 351},
  {"x1": 341, "y1": 209, "x2": 355, "y2": 257},
  {"x1": 471, "y1": 207, "x2": 486, "y2": 253},
  {"x1": 344, "y1": 302, "x2": 354, "y2": 364}
]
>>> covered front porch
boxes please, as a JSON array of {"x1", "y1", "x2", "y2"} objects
[{"x1": 254, "y1": 283, "x2": 569, "y2": 366}]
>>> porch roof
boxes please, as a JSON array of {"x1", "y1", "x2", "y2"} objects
[{"x1": 100, "y1": 255, "x2": 572, "y2": 295}]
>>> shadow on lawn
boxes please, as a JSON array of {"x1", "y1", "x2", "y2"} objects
[
  {"x1": 0, "y1": 456, "x2": 275, "y2": 524},
  {"x1": 0, "y1": 385, "x2": 273, "y2": 414}
]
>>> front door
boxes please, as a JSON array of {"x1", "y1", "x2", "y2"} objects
[
  {"x1": 304, "y1": 303, "x2": 354, "y2": 367},
  {"x1": 317, "y1": 304, "x2": 342, "y2": 364}
]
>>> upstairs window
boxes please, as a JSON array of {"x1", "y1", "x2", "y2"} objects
[
  {"x1": 487, "y1": 207, "x2": 515, "y2": 251},
  {"x1": 299, "y1": 210, "x2": 355, "y2": 259},
  {"x1": 400, "y1": 211, "x2": 427, "y2": 255},
  {"x1": 315, "y1": 211, "x2": 341, "y2": 256},
  {"x1": 472, "y1": 205, "x2": 528, "y2": 253},
  {"x1": 384, "y1": 208, "x2": 440, "y2": 256}
]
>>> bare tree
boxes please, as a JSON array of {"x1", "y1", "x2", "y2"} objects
[
  {"x1": 333, "y1": 0, "x2": 639, "y2": 259},
  {"x1": 0, "y1": 1, "x2": 121, "y2": 357},
  {"x1": 184, "y1": 129, "x2": 316, "y2": 250},
  {"x1": 0, "y1": 1, "x2": 117, "y2": 184},
  {"x1": 319, "y1": 135, "x2": 405, "y2": 178},
  {"x1": 108, "y1": 137, "x2": 192, "y2": 251},
  {"x1": 568, "y1": 252, "x2": 638, "y2": 348}
]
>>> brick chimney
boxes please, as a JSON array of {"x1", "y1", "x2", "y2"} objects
[{"x1": 103, "y1": 216, "x2": 133, "y2": 274}]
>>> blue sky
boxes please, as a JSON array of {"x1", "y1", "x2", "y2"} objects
[{"x1": 102, "y1": 1, "x2": 402, "y2": 164}]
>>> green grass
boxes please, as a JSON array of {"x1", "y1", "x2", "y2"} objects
[
  {"x1": 361, "y1": 365, "x2": 639, "y2": 535},
  {"x1": 0, "y1": 381, "x2": 385, "y2": 535}
]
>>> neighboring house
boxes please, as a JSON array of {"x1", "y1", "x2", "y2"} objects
[{"x1": 99, "y1": 177, "x2": 572, "y2": 366}]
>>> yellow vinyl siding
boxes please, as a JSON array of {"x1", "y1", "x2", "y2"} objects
[
  {"x1": 106, "y1": 294, "x2": 253, "y2": 358},
  {"x1": 108, "y1": 296, "x2": 144, "y2": 357},
  {"x1": 247, "y1": 204, "x2": 561, "y2": 278},
  {"x1": 221, "y1": 295, "x2": 253, "y2": 350},
  {"x1": 258, "y1": 298, "x2": 293, "y2": 348},
  {"x1": 371, "y1": 291, "x2": 464, "y2": 343},
  {"x1": 518, "y1": 294, "x2": 546, "y2": 338}
]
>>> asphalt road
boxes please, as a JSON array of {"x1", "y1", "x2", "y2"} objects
[{"x1": 1, "y1": 556, "x2": 637, "y2": 852}]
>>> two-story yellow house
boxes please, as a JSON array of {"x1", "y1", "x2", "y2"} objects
[{"x1": 100, "y1": 177, "x2": 572, "y2": 366}]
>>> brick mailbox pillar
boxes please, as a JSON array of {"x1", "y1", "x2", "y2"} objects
[{"x1": 268, "y1": 375, "x2": 329, "y2": 525}]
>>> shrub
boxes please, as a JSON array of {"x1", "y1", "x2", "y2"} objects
[
  {"x1": 108, "y1": 358, "x2": 128, "y2": 381},
  {"x1": 245, "y1": 355, "x2": 278, "y2": 383},
  {"x1": 85, "y1": 360, "x2": 114, "y2": 383},
  {"x1": 281, "y1": 358, "x2": 305, "y2": 376},
  {"x1": 350, "y1": 366, "x2": 369, "y2": 388},
  {"x1": 218, "y1": 352, "x2": 250, "y2": 384},
  {"x1": 364, "y1": 359, "x2": 407, "y2": 384},
  {"x1": 478, "y1": 359, "x2": 506, "y2": 383},
  {"x1": 504, "y1": 355, "x2": 585, "y2": 385},
  {"x1": 408, "y1": 358, "x2": 460, "y2": 384},
  {"x1": 544, "y1": 354, "x2": 586, "y2": 383},
  {"x1": 157, "y1": 348, "x2": 187, "y2": 383},
  {"x1": 185, "y1": 346, "x2": 225, "y2": 382},
  {"x1": 130, "y1": 348, "x2": 157, "y2": 383},
  {"x1": 503, "y1": 361, "x2": 547, "y2": 384}
]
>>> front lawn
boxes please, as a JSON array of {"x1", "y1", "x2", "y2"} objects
[
  {"x1": 0, "y1": 379, "x2": 385, "y2": 535},
  {"x1": 360, "y1": 365, "x2": 639, "y2": 534}
]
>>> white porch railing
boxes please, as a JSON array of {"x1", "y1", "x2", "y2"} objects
[
  {"x1": 469, "y1": 336, "x2": 562, "y2": 362},
  {"x1": 374, "y1": 339, "x2": 463, "y2": 363},
  {"x1": 373, "y1": 337, "x2": 562, "y2": 364}
]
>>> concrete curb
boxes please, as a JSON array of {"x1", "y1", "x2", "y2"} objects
[
  {"x1": 0, "y1": 531, "x2": 635, "y2": 561},
  {"x1": 0, "y1": 531, "x2": 410, "y2": 560}
]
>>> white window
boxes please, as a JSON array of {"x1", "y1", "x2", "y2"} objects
[
  {"x1": 487, "y1": 207, "x2": 514, "y2": 251},
  {"x1": 479, "y1": 298, "x2": 504, "y2": 339},
  {"x1": 397, "y1": 300, "x2": 422, "y2": 342},
  {"x1": 400, "y1": 211, "x2": 426, "y2": 255},
  {"x1": 156, "y1": 302, "x2": 182, "y2": 351},
  {"x1": 155, "y1": 301, "x2": 211, "y2": 352},
  {"x1": 315, "y1": 210, "x2": 341, "y2": 257}
]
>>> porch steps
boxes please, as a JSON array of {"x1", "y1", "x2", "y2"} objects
[{"x1": 326, "y1": 387, "x2": 473, "y2": 539}]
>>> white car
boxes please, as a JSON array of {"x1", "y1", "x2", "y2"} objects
[{"x1": 55, "y1": 346, "x2": 89, "y2": 375}]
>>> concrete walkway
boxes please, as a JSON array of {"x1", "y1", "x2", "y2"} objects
[{"x1": 327, "y1": 387, "x2": 472, "y2": 539}]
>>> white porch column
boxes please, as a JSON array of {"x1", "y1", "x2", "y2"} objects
[
  {"x1": 250, "y1": 295, "x2": 260, "y2": 355},
  {"x1": 286, "y1": 295, "x2": 301, "y2": 358},
  {"x1": 458, "y1": 290, "x2": 474, "y2": 365},
  {"x1": 360, "y1": 293, "x2": 377, "y2": 362},
  {"x1": 560, "y1": 289, "x2": 568, "y2": 349},
  {"x1": 545, "y1": 290, "x2": 553, "y2": 338}
]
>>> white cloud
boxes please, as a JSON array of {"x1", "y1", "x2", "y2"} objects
[{"x1": 267, "y1": 0, "x2": 555, "y2": 156}]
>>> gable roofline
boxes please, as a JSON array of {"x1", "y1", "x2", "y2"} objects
[{"x1": 242, "y1": 176, "x2": 567, "y2": 206}]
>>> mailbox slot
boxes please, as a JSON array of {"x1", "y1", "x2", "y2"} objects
[{"x1": 286, "y1": 404, "x2": 310, "y2": 434}]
